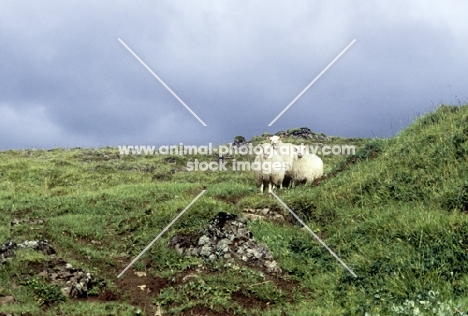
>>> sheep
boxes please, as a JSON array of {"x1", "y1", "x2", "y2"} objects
[
  {"x1": 253, "y1": 144, "x2": 286, "y2": 193},
  {"x1": 268, "y1": 135, "x2": 282, "y2": 147},
  {"x1": 268, "y1": 135, "x2": 295, "y2": 188},
  {"x1": 291, "y1": 144, "x2": 324, "y2": 186}
]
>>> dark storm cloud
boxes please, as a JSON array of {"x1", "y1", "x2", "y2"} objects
[{"x1": 1, "y1": 1, "x2": 467, "y2": 149}]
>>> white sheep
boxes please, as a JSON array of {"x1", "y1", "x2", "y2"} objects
[
  {"x1": 268, "y1": 135, "x2": 295, "y2": 188},
  {"x1": 291, "y1": 144, "x2": 324, "y2": 186},
  {"x1": 253, "y1": 144, "x2": 286, "y2": 193},
  {"x1": 268, "y1": 135, "x2": 282, "y2": 147}
]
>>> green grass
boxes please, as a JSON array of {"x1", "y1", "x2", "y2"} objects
[{"x1": 1, "y1": 104, "x2": 468, "y2": 315}]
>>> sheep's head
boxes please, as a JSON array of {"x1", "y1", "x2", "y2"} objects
[
  {"x1": 268, "y1": 135, "x2": 281, "y2": 148},
  {"x1": 259, "y1": 144, "x2": 274, "y2": 159},
  {"x1": 293, "y1": 144, "x2": 308, "y2": 158}
]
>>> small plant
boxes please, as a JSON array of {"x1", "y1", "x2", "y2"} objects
[
  {"x1": 391, "y1": 291, "x2": 467, "y2": 315},
  {"x1": 26, "y1": 277, "x2": 67, "y2": 306}
]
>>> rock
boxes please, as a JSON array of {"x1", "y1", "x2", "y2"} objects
[
  {"x1": 169, "y1": 212, "x2": 282, "y2": 274},
  {"x1": 174, "y1": 244, "x2": 184, "y2": 254},
  {"x1": 264, "y1": 260, "x2": 281, "y2": 273},
  {"x1": 272, "y1": 215, "x2": 285, "y2": 221},
  {"x1": 242, "y1": 208, "x2": 286, "y2": 223},
  {"x1": 0, "y1": 238, "x2": 17, "y2": 263},
  {"x1": 21, "y1": 240, "x2": 38, "y2": 248},
  {"x1": 247, "y1": 248, "x2": 262, "y2": 259},
  {"x1": 34, "y1": 240, "x2": 56, "y2": 255},
  {"x1": 233, "y1": 136, "x2": 247, "y2": 147},
  {"x1": 236, "y1": 216, "x2": 247, "y2": 224},
  {"x1": 242, "y1": 213, "x2": 264, "y2": 222},
  {"x1": 0, "y1": 296, "x2": 14, "y2": 306},
  {"x1": 10, "y1": 219, "x2": 20, "y2": 226},
  {"x1": 200, "y1": 245, "x2": 213, "y2": 257},
  {"x1": 216, "y1": 239, "x2": 232, "y2": 252},
  {"x1": 198, "y1": 235, "x2": 210, "y2": 246},
  {"x1": 60, "y1": 287, "x2": 70, "y2": 297},
  {"x1": 189, "y1": 247, "x2": 199, "y2": 256}
]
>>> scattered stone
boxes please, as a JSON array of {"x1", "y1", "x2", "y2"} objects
[
  {"x1": 200, "y1": 245, "x2": 213, "y2": 257},
  {"x1": 60, "y1": 287, "x2": 71, "y2": 297},
  {"x1": 272, "y1": 214, "x2": 285, "y2": 221},
  {"x1": 264, "y1": 260, "x2": 280, "y2": 273},
  {"x1": 242, "y1": 208, "x2": 285, "y2": 223},
  {"x1": 198, "y1": 235, "x2": 210, "y2": 246},
  {"x1": 169, "y1": 212, "x2": 282, "y2": 274},
  {"x1": 242, "y1": 213, "x2": 264, "y2": 222},
  {"x1": 0, "y1": 296, "x2": 14, "y2": 306},
  {"x1": 39, "y1": 260, "x2": 102, "y2": 298},
  {"x1": 1, "y1": 238, "x2": 18, "y2": 264},
  {"x1": 233, "y1": 136, "x2": 247, "y2": 147},
  {"x1": 174, "y1": 244, "x2": 184, "y2": 254},
  {"x1": 276, "y1": 127, "x2": 329, "y2": 141},
  {"x1": 17, "y1": 240, "x2": 56, "y2": 255},
  {"x1": 10, "y1": 219, "x2": 20, "y2": 226},
  {"x1": 1, "y1": 238, "x2": 103, "y2": 298},
  {"x1": 10, "y1": 218, "x2": 45, "y2": 226}
]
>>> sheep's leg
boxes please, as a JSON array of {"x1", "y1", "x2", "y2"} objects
[
  {"x1": 259, "y1": 183, "x2": 264, "y2": 194},
  {"x1": 268, "y1": 183, "x2": 273, "y2": 193}
]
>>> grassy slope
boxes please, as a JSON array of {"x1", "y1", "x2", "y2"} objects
[{"x1": 1, "y1": 104, "x2": 468, "y2": 315}]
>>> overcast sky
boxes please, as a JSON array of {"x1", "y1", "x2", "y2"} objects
[{"x1": 1, "y1": 1, "x2": 467, "y2": 149}]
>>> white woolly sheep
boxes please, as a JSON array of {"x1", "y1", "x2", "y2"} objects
[
  {"x1": 291, "y1": 144, "x2": 324, "y2": 186},
  {"x1": 268, "y1": 135, "x2": 281, "y2": 147},
  {"x1": 253, "y1": 144, "x2": 286, "y2": 193},
  {"x1": 268, "y1": 135, "x2": 295, "y2": 188}
]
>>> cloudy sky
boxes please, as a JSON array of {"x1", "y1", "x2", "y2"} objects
[{"x1": 1, "y1": 1, "x2": 467, "y2": 149}]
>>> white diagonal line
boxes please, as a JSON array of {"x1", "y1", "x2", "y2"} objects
[
  {"x1": 117, "y1": 190, "x2": 206, "y2": 278},
  {"x1": 270, "y1": 191, "x2": 357, "y2": 277},
  {"x1": 118, "y1": 38, "x2": 207, "y2": 127},
  {"x1": 268, "y1": 39, "x2": 356, "y2": 126}
]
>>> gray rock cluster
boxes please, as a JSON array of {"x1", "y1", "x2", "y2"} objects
[
  {"x1": 10, "y1": 217, "x2": 44, "y2": 226},
  {"x1": 0, "y1": 238, "x2": 55, "y2": 264},
  {"x1": 233, "y1": 136, "x2": 247, "y2": 147},
  {"x1": 0, "y1": 238, "x2": 17, "y2": 264},
  {"x1": 278, "y1": 127, "x2": 329, "y2": 140},
  {"x1": 38, "y1": 260, "x2": 102, "y2": 298},
  {"x1": 1, "y1": 238, "x2": 103, "y2": 298},
  {"x1": 17, "y1": 240, "x2": 57, "y2": 255},
  {"x1": 169, "y1": 212, "x2": 281, "y2": 274}
]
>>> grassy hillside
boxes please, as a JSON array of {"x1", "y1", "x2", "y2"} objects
[{"x1": 1, "y1": 104, "x2": 468, "y2": 315}]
